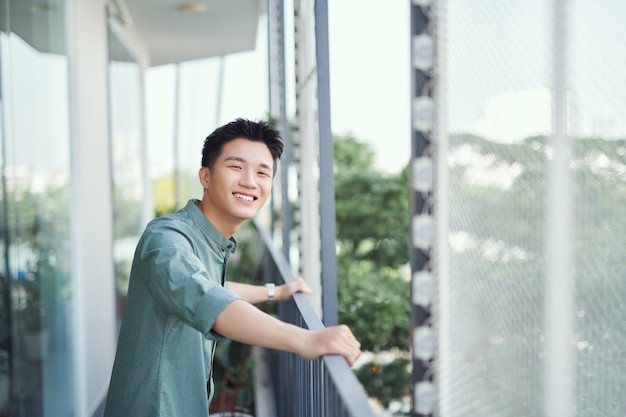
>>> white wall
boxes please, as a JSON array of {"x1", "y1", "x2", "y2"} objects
[{"x1": 66, "y1": 1, "x2": 118, "y2": 415}]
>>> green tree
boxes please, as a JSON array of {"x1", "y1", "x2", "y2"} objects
[
  {"x1": 334, "y1": 134, "x2": 410, "y2": 269},
  {"x1": 337, "y1": 258, "x2": 409, "y2": 351},
  {"x1": 354, "y1": 356, "x2": 411, "y2": 410},
  {"x1": 333, "y1": 133, "x2": 411, "y2": 412}
]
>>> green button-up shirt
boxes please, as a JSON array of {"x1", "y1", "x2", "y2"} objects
[{"x1": 104, "y1": 199, "x2": 243, "y2": 417}]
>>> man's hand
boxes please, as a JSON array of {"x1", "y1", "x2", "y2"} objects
[
  {"x1": 299, "y1": 324, "x2": 362, "y2": 367},
  {"x1": 276, "y1": 277, "x2": 312, "y2": 301},
  {"x1": 214, "y1": 300, "x2": 362, "y2": 367}
]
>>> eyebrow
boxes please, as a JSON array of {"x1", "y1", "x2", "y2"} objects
[{"x1": 224, "y1": 156, "x2": 273, "y2": 173}]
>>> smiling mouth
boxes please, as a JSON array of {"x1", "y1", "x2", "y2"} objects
[{"x1": 234, "y1": 192, "x2": 256, "y2": 202}]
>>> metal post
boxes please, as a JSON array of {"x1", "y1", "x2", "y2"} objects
[
  {"x1": 267, "y1": 0, "x2": 292, "y2": 260},
  {"x1": 409, "y1": 1, "x2": 436, "y2": 416},
  {"x1": 173, "y1": 63, "x2": 181, "y2": 209},
  {"x1": 314, "y1": 0, "x2": 338, "y2": 326},
  {"x1": 293, "y1": 0, "x2": 322, "y2": 318},
  {"x1": 544, "y1": 0, "x2": 574, "y2": 416}
]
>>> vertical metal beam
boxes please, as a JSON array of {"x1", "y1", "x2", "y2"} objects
[
  {"x1": 544, "y1": 0, "x2": 574, "y2": 416},
  {"x1": 314, "y1": 0, "x2": 338, "y2": 326},
  {"x1": 291, "y1": 0, "x2": 338, "y2": 324},
  {"x1": 409, "y1": 1, "x2": 436, "y2": 416},
  {"x1": 267, "y1": 0, "x2": 292, "y2": 260},
  {"x1": 173, "y1": 63, "x2": 181, "y2": 209},
  {"x1": 294, "y1": 0, "x2": 323, "y2": 317}
]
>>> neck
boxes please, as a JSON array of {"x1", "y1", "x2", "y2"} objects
[{"x1": 196, "y1": 198, "x2": 241, "y2": 238}]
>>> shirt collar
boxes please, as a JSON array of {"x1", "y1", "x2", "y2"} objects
[{"x1": 184, "y1": 199, "x2": 237, "y2": 254}]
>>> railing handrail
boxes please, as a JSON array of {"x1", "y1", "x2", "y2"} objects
[{"x1": 253, "y1": 219, "x2": 378, "y2": 417}]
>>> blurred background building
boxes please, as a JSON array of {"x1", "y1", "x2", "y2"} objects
[{"x1": 0, "y1": 1, "x2": 276, "y2": 416}]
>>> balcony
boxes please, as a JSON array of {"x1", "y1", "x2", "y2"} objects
[{"x1": 240, "y1": 220, "x2": 379, "y2": 417}]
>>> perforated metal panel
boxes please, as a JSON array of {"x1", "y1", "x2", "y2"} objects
[{"x1": 414, "y1": 1, "x2": 626, "y2": 415}]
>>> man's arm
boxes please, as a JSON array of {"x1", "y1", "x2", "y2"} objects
[
  {"x1": 227, "y1": 278, "x2": 312, "y2": 304},
  {"x1": 213, "y1": 299, "x2": 361, "y2": 366}
]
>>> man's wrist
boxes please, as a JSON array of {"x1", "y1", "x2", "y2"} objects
[{"x1": 265, "y1": 283, "x2": 275, "y2": 303}]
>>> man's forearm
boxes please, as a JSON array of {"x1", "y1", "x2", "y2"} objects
[
  {"x1": 228, "y1": 278, "x2": 312, "y2": 304},
  {"x1": 227, "y1": 281, "x2": 270, "y2": 304},
  {"x1": 213, "y1": 299, "x2": 362, "y2": 366},
  {"x1": 213, "y1": 299, "x2": 306, "y2": 353}
]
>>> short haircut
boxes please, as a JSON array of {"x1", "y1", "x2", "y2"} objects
[{"x1": 201, "y1": 118, "x2": 284, "y2": 174}]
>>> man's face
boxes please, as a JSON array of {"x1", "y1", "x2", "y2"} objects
[{"x1": 200, "y1": 138, "x2": 274, "y2": 228}]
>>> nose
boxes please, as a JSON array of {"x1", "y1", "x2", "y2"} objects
[{"x1": 238, "y1": 169, "x2": 257, "y2": 188}]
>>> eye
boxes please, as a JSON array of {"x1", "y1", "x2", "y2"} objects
[{"x1": 229, "y1": 164, "x2": 242, "y2": 170}]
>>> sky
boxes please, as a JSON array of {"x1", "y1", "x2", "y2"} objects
[
  {"x1": 326, "y1": 1, "x2": 411, "y2": 173},
  {"x1": 146, "y1": 1, "x2": 411, "y2": 176},
  {"x1": 146, "y1": 0, "x2": 626, "y2": 181},
  {"x1": 444, "y1": 0, "x2": 626, "y2": 143}
]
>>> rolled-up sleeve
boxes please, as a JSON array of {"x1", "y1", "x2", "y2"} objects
[{"x1": 138, "y1": 225, "x2": 242, "y2": 338}]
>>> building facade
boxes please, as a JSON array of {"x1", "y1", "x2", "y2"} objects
[{"x1": 0, "y1": 1, "x2": 263, "y2": 416}]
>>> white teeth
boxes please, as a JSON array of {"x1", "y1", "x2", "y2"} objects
[{"x1": 234, "y1": 193, "x2": 254, "y2": 202}]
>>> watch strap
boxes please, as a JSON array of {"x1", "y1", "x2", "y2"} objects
[{"x1": 266, "y1": 283, "x2": 275, "y2": 303}]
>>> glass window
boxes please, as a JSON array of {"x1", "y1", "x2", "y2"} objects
[
  {"x1": 108, "y1": 25, "x2": 145, "y2": 322},
  {"x1": 0, "y1": 0, "x2": 73, "y2": 415}
]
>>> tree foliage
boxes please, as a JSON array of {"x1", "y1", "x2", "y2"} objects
[
  {"x1": 334, "y1": 134, "x2": 410, "y2": 269},
  {"x1": 354, "y1": 356, "x2": 411, "y2": 410},
  {"x1": 337, "y1": 258, "x2": 409, "y2": 352},
  {"x1": 333, "y1": 133, "x2": 411, "y2": 411}
]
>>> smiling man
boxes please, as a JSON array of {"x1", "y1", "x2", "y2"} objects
[{"x1": 103, "y1": 118, "x2": 361, "y2": 417}]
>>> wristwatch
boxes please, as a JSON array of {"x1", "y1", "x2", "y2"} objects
[{"x1": 266, "y1": 283, "x2": 275, "y2": 303}]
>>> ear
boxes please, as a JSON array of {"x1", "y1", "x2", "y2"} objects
[{"x1": 198, "y1": 166, "x2": 211, "y2": 189}]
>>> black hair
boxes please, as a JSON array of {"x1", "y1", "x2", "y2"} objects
[{"x1": 201, "y1": 118, "x2": 284, "y2": 173}]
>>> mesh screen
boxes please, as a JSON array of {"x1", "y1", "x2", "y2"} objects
[
  {"x1": 569, "y1": 0, "x2": 626, "y2": 413},
  {"x1": 438, "y1": 1, "x2": 626, "y2": 416}
]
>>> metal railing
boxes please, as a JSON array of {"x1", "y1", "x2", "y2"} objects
[{"x1": 254, "y1": 220, "x2": 379, "y2": 417}]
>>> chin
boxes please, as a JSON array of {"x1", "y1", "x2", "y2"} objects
[{"x1": 233, "y1": 209, "x2": 257, "y2": 221}]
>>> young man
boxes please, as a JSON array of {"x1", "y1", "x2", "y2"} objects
[{"x1": 104, "y1": 118, "x2": 361, "y2": 416}]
